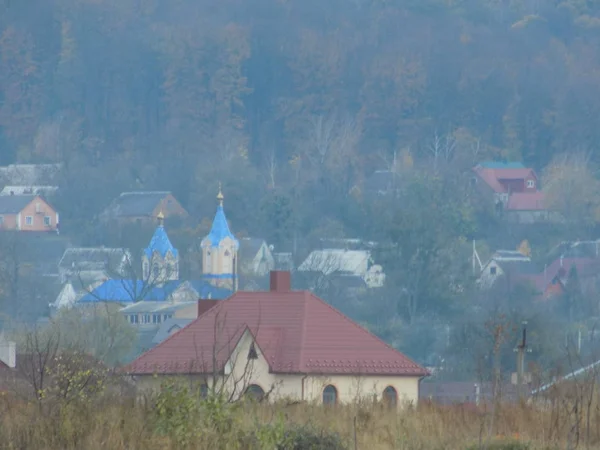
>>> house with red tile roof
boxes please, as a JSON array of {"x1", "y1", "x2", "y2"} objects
[
  {"x1": 124, "y1": 271, "x2": 428, "y2": 407},
  {"x1": 472, "y1": 161, "x2": 554, "y2": 223},
  {"x1": 485, "y1": 256, "x2": 600, "y2": 301}
]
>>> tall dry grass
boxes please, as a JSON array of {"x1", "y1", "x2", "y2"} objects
[{"x1": 0, "y1": 392, "x2": 589, "y2": 450}]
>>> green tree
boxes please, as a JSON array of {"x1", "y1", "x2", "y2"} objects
[{"x1": 374, "y1": 171, "x2": 476, "y2": 324}]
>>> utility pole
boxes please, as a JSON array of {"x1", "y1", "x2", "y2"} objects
[{"x1": 513, "y1": 321, "x2": 532, "y2": 401}]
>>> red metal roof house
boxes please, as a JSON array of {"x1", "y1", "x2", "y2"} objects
[
  {"x1": 125, "y1": 271, "x2": 428, "y2": 406},
  {"x1": 472, "y1": 162, "x2": 551, "y2": 223}
]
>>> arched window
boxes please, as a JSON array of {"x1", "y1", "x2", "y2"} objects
[
  {"x1": 204, "y1": 251, "x2": 212, "y2": 272},
  {"x1": 223, "y1": 249, "x2": 232, "y2": 272},
  {"x1": 322, "y1": 385, "x2": 338, "y2": 405},
  {"x1": 152, "y1": 264, "x2": 160, "y2": 278},
  {"x1": 383, "y1": 386, "x2": 397, "y2": 407},
  {"x1": 245, "y1": 384, "x2": 265, "y2": 401},
  {"x1": 199, "y1": 384, "x2": 209, "y2": 399}
]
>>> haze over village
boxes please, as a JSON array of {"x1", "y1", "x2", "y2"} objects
[{"x1": 2, "y1": 1, "x2": 600, "y2": 449}]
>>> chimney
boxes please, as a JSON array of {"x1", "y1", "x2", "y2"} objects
[
  {"x1": 0, "y1": 340, "x2": 16, "y2": 369},
  {"x1": 197, "y1": 299, "x2": 218, "y2": 317},
  {"x1": 270, "y1": 271, "x2": 291, "y2": 292}
]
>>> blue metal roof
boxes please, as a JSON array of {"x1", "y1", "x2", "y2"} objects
[
  {"x1": 78, "y1": 279, "x2": 180, "y2": 304},
  {"x1": 479, "y1": 161, "x2": 526, "y2": 169},
  {"x1": 203, "y1": 274, "x2": 237, "y2": 279},
  {"x1": 201, "y1": 205, "x2": 239, "y2": 248},
  {"x1": 78, "y1": 279, "x2": 232, "y2": 304},
  {"x1": 188, "y1": 280, "x2": 233, "y2": 299},
  {"x1": 144, "y1": 225, "x2": 178, "y2": 259}
]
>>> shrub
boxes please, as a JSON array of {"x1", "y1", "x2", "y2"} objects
[
  {"x1": 151, "y1": 379, "x2": 201, "y2": 448},
  {"x1": 280, "y1": 425, "x2": 347, "y2": 450}
]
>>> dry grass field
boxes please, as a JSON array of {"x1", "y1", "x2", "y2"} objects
[{"x1": 0, "y1": 384, "x2": 593, "y2": 450}]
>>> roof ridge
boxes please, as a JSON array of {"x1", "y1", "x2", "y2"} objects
[
  {"x1": 298, "y1": 291, "x2": 310, "y2": 371},
  {"x1": 306, "y1": 291, "x2": 427, "y2": 372},
  {"x1": 120, "y1": 191, "x2": 171, "y2": 196}
]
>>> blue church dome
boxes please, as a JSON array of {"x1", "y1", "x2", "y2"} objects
[
  {"x1": 201, "y1": 187, "x2": 239, "y2": 248},
  {"x1": 144, "y1": 217, "x2": 178, "y2": 258}
]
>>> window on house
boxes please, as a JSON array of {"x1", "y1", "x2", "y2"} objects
[
  {"x1": 25, "y1": 216, "x2": 33, "y2": 226},
  {"x1": 152, "y1": 265, "x2": 160, "y2": 278},
  {"x1": 490, "y1": 266, "x2": 497, "y2": 275},
  {"x1": 44, "y1": 216, "x2": 51, "y2": 226},
  {"x1": 144, "y1": 314, "x2": 151, "y2": 324},
  {"x1": 152, "y1": 314, "x2": 160, "y2": 324},
  {"x1": 322, "y1": 385, "x2": 338, "y2": 405},
  {"x1": 527, "y1": 180, "x2": 535, "y2": 188},
  {"x1": 199, "y1": 384, "x2": 209, "y2": 399},
  {"x1": 248, "y1": 342, "x2": 258, "y2": 360},
  {"x1": 245, "y1": 384, "x2": 265, "y2": 401},
  {"x1": 383, "y1": 386, "x2": 398, "y2": 408},
  {"x1": 225, "y1": 250, "x2": 230, "y2": 257}
]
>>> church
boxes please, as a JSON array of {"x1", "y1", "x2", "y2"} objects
[{"x1": 75, "y1": 186, "x2": 240, "y2": 306}]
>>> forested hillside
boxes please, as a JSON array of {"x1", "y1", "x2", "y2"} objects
[
  {"x1": 2, "y1": 0, "x2": 600, "y2": 374},
  {"x1": 2, "y1": 0, "x2": 600, "y2": 225}
]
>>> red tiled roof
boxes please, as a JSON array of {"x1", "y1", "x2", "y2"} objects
[
  {"x1": 506, "y1": 192, "x2": 545, "y2": 211},
  {"x1": 519, "y1": 257, "x2": 600, "y2": 298},
  {"x1": 124, "y1": 290, "x2": 428, "y2": 377},
  {"x1": 473, "y1": 167, "x2": 536, "y2": 193},
  {"x1": 544, "y1": 257, "x2": 600, "y2": 281}
]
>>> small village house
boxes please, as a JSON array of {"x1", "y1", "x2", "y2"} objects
[
  {"x1": 124, "y1": 271, "x2": 428, "y2": 407},
  {"x1": 298, "y1": 248, "x2": 385, "y2": 288},
  {"x1": 472, "y1": 161, "x2": 552, "y2": 223},
  {"x1": 0, "y1": 195, "x2": 59, "y2": 232},
  {"x1": 478, "y1": 248, "x2": 536, "y2": 288},
  {"x1": 238, "y1": 237, "x2": 275, "y2": 278},
  {"x1": 100, "y1": 191, "x2": 188, "y2": 225},
  {"x1": 58, "y1": 247, "x2": 132, "y2": 283},
  {"x1": 121, "y1": 299, "x2": 220, "y2": 353},
  {"x1": 478, "y1": 243, "x2": 600, "y2": 301}
]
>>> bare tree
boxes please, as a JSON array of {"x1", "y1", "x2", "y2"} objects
[
  {"x1": 265, "y1": 147, "x2": 278, "y2": 190},
  {"x1": 428, "y1": 129, "x2": 456, "y2": 173},
  {"x1": 72, "y1": 246, "x2": 178, "y2": 307},
  {"x1": 14, "y1": 324, "x2": 60, "y2": 404},
  {"x1": 144, "y1": 304, "x2": 278, "y2": 404}
]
